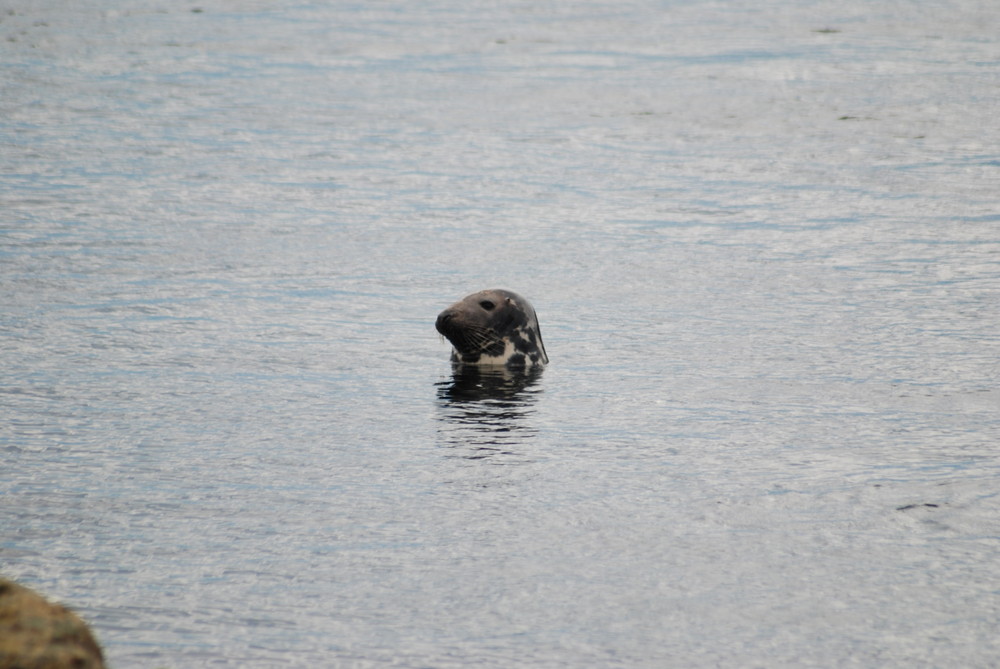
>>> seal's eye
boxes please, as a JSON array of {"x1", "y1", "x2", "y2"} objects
[{"x1": 479, "y1": 300, "x2": 496, "y2": 311}]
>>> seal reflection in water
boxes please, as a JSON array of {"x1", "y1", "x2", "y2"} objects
[
  {"x1": 435, "y1": 365, "x2": 544, "y2": 460},
  {"x1": 435, "y1": 289, "x2": 548, "y2": 368}
]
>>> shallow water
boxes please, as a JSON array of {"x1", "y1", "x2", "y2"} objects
[{"x1": 3, "y1": 1, "x2": 999, "y2": 667}]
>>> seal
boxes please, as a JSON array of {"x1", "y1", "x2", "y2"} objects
[{"x1": 436, "y1": 289, "x2": 548, "y2": 368}]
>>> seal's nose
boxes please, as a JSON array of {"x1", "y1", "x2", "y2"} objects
[{"x1": 435, "y1": 310, "x2": 454, "y2": 335}]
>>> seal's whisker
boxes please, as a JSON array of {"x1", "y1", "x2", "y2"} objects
[
  {"x1": 462, "y1": 327, "x2": 500, "y2": 350},
  {"x1": 454, "y1": 327, "x2": 501, "y2": 354}
]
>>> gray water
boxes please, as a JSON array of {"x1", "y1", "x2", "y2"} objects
[{"x1": 3, "y1": 1, "x2": 999, "y2": 667}]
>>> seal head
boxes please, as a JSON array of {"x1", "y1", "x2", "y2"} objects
[{"x1": 436, "y1": 289, "x2": 548, "y2": 368}]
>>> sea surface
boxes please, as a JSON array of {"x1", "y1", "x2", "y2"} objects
[{"x1": 2, "y1": 1, "x2": 999, "y2": 667}]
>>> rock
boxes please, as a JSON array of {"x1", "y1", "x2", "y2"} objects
[{"x1": 0, "y1": 578, "x2": 105, "y2": 669}]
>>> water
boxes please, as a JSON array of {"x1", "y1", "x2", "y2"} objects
[{"x1": 3, "y1": 1, "x2": 999, "y2": 666}]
